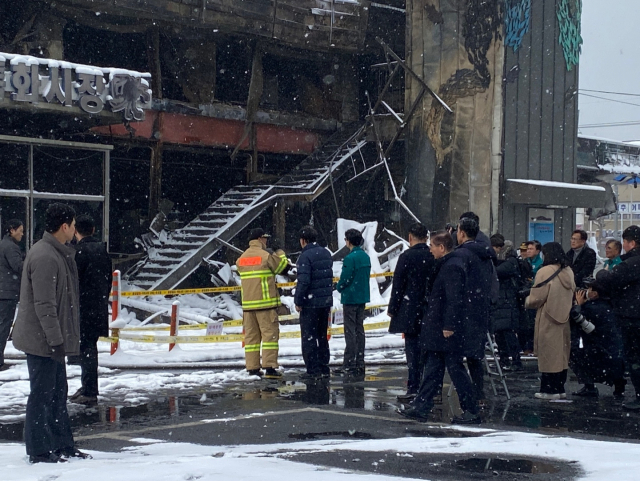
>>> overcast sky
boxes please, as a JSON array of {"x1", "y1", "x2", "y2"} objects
[{"x1": 579, "y1": 0, "x2": 640, "y2": 142}]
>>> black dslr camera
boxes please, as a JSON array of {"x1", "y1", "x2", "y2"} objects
[{"x1": 445, "y1": 223, "x2": 457, "y2": 235}]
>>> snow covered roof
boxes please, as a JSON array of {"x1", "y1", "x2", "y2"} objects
[
  {"x1": 505, "y1": 179, "x2": 606, "y2": 208},
  {"x1": 507, "y1": 179, "x2": 606, "y2": 192},
  {"x1": 597, "y1": 164, "x2": 640, "y2": 175}
]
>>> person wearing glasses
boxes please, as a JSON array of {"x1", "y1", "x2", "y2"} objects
[{"x1": 566, "y1": 230, "x2": 596, "y2": 288}]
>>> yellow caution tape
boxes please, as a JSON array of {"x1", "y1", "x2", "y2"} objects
[
  {"x1": 121, "y1": 286, "x2": 242, "y2": 297},
  {"x1": 100, "y1": 320, "x2": 392, "y2": 345},
  {"x1": 116, "y1": 272, "x2": 395, "y2": 298},
  {"x1": 223, "y1": 319, "x2": 244, "y2": 327},
  {"x1": 99, "y1": 337, "x2": 119, "y2": 343}
]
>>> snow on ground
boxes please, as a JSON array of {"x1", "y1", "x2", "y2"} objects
[
  {"x1": 0, "y1": 323, "x2": 406, "y2": 422},
  {"x1": 2, "y1": 427, "x2": 640, "y2": 480}
]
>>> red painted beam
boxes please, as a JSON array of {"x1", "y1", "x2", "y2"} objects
[{"x1": 91, "y1": 111, "x2": 320, "y2": 155}]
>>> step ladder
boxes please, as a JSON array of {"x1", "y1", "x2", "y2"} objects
[{"x1": 447, "y1": 332, "x2": 511, "y2": 401}]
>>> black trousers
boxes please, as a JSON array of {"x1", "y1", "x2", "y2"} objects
[
  {"x1": 495, "y1": 329, "x2": 522, "y2": 366},
  {"x1": 518, "y1": 309, "x2": 536, "y2": 352},
  {"x1": 412, "y1": 350, "x2": 478, "y2": 415},
  {"x1": 540, "y1": 369, "x2": 567, "y2": 394},
  {"x1": 404, "y1": 332, "x2": 423, "y2": 394},
  {"x1": 79, "y1": 336, "x2": 100, "y2": 396},
  {"x1": 300, "y1": 307, "x2": 331, "y2": 376},
  {"x1": 25, "y1": 354, "x2": 75, "y2": 456},
  {"x1": 571, "y1": 348, "x2": 625, "y2": 386},
  {"x1": 0, "y1": 299, "x2": 17, "y2": 366},
  {"x1": 342, "y1": 304, "x2": 365, "y2": 370},
  {"x1": 620, "y1": 319, "x2": 640, "y2": 397}
]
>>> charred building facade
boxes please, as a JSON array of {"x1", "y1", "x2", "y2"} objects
[{"x1": 0, "y1": 1, "x2": 598, "y2": 290}]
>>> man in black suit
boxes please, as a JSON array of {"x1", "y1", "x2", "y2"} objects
[
  {"x1": 388, "y1": 223, "x2": 435, "y2": 402},
  {"x1": 567, "y1": 230, "x2": 597, "y2": 288}
]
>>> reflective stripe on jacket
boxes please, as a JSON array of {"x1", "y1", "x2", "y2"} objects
[{"x1": 237, "y1": 240, "x2": 288, "y2": 311}]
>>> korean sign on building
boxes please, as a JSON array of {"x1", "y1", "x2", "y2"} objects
[
  {"x1": 618, "y1": 202, "x2": 640, "y2": 214},
  {"x1": 0, "y1": 53, "x2": 152, "y2": 121}
]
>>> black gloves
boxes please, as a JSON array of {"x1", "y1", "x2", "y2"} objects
[{"x1": 50, "y1": 344, "x2": 66, "y2": 364}]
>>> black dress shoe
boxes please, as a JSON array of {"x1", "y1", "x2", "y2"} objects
[
  {"x1": 55, "y1": 447, "x2": 92, "y2": 459},
  {"x1": 451, "y1": 411, "x2": 481, "y2": 425},
  {"x1": 68, "y1": 388, "x2": 84, "y2": 401},
  {"x1": 397, "y1": 406, "x2": 430, "y2": 421},
  {"x1": 613, "y1": 378, "x2": 627, "y2": 398},
  {"x1": 29, "y1": 452, "x2": 68, "y2": 464},
  {"x1": 572, "y1": 385, "x2": 599, "y2": 397},
  {"x1": 396, "y1": 392, "x2": 417, "y2": 402},
  {"x1": 70, "y1": 394, "x2": 98, "y2": 405},
  {"x1": 299, "y1": 372, "x2": 322, "y2": 381}
]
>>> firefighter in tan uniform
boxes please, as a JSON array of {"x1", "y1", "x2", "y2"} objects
[{"x1": 237, "y1": 228, "x2": 290, "y2": 378}]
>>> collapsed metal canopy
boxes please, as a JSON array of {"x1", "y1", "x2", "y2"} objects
[{"x1": 505, "y1": 179, "x2": 607, "y2": 208}]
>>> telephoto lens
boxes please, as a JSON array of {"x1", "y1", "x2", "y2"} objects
[{"x1": 570, "y1": 305, "x2": 595, "y2": 334}]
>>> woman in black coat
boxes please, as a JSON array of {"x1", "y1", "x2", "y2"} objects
[{"x1": 490, "y1": 238, "x2": 523, "y2": 370}]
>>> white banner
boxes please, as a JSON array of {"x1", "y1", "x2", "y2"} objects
[{"x1": 618, "y1": 202, "x2": 640, "y2": 213}]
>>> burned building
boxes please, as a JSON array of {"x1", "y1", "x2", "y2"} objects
[{"x1": 0, "y1": 1, "x2": 599, "y2": 291}]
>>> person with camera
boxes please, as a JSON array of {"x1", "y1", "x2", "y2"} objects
[
  {"x1": 569, "y1": 283, "x2": 626, "y2": 398},
  {"x1": 591, "y1": 225, "x2": 640, "y2": 410},
  {"x1": 525, "y1": 242, "x2": 576, "y2": 400},
  {"x1": 490, "y1": 236, "x2": 524, "y2": 371}
]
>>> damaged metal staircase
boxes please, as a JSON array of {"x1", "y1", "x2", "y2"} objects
[{"x1": 127, "y1": 123, "x2": 367, "y2": 291}]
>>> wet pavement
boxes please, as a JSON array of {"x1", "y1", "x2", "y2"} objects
[
  {"x1": 0, "y1": 361, "x2": 638, "y2": 479},
  {"x1": 286, "y1": 451, "x2": 580, "y2": 480}
]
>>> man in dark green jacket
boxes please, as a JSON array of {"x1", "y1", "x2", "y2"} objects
[{"x1": 335, "y1": 228, "x2": 371, "y2": 374}]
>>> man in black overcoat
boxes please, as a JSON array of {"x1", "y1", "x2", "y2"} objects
[
  {"x1": 69, "y1": 215, "x2": 112, "y2": 405},
  {"x1": 592, "y1": 225, "x2": 640, "y2": 410},
  {"x1": 388, "y1": 223, "x2": 435, "y2": 401},
  {"x1": 399, "y1": 231, "x2": 480, "y2": 425},
  {"x1": 454, "y1": 217, "x2": 497, "y2": 403}
]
